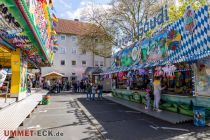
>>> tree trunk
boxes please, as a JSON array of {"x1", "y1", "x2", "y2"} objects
[
  {"x1": 92, "y1": 51, "x2": 95, "y2": 67},
  {"x1": 104, "y1": 57, "x2": 106, "y2": 67},
  {"x1": 92, "y1": 44, "x2": 95, "y2": 67}
]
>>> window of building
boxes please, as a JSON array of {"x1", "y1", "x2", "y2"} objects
[
  {"x1": 72, "y1": 48, "x2": 77, "y2": 54},
  {"x1": 72, "y1": 73, "x2": 76, "y2": 75},
  {"x1": 82, "y1": 61, "x2": 86, "y2": 67},
  {"x1": 95, "y1": 38, "x2": 99, "y2": 43},
  {"x1": 81, "y1": 49, "x2": 86, "y2": 55},
  {"x1": 61, "y1": 60, "x2": 65, "y2": 65},
  {"x1": 52, "y1": 47, "x2": 58, "y2": 53},
  {"x1": 72, "y1": 60, "x2": 76, "y2": 66},
  {"x1": 100, "y1": 61, "x2": 104, "y2": 67},
  {"x1": 59, "y1": 48, "x2": 66, "y2": 54},
  {"x1": 95, "y1": 61, "x2": 98, "y2": 67},
  {"x1": 60, "y1": 35, "x2": 66, "y2": 40},
  {"x1": 72, "y1": 36, "x2": 77, "y2": 42}
]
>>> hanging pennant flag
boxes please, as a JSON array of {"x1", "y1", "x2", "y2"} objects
[
  {"x1": 51, "y1": 29, "x2": 56, "y2": 34},
  {"x1": 52, "y1": 21, "x2": 57, "y2": 28},
  {"x1": 49, "y1": 0, "x2": 53, "y2": 6},
  {"x1": 51, "y1": 14, "x2": 58, "y2": 22}
]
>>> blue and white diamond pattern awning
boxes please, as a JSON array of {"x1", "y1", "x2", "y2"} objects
[{"x1": 101, "y1": 5, "x2": 210, "y2": 75}]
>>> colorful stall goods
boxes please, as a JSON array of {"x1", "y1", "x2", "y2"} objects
[
  {"x1": 118, "y1": 72, "x2": 127, "y2": 81},
  {"x1": 138, "y1": 69, "x2": 146, "y2": 75},
  {"x1": 154, "y1": 66, "x2": 163, "y2": 77},
  {"x1": 162, "y1": 64, "x2": 177, "y2": 76},
  {"x1": 41, "y1": 95, "x2": 51, "y2": 105}
]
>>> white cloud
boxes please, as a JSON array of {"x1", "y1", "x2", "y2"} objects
[
  {"x1": 78, "y1": 1, "x2": 112, "y2": 21},
  {"x1": 60, "y1": 0, "x2": 71, "y2": 9},
  {"x1": 56, "y1": 0, "x2": 111, "y2": 20}
]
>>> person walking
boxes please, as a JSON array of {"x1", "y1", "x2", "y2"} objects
[
  {"x1": 67, "y1": 81, "x2": 70, "y2": 91},
  {"x1": 77, "y1": 80, "x2": 80, "y2": 93},
  {"x1": 73, "y1": 81, "x2": 77, "y2": 93},
  {"x1": 153, "y1": 77, "x2": 165, "y2": 112},
  {"x1": 80, "y1": 80, "x2": 84, "y2": 92},
  {"x1": 83, "y1": 81, "x2": 87, "y2": 93},
  {"x1": 86, "y1": 82, "x2": 92, "y2": 100},
  {"x1": 97, "y1": 83, "x2": 103, "y2": 100},
  {"x1": 145, "y1": 83, "x2": 152, "y2": 110},
  {"x1": 27, "y1": 77, "x2": 32, "y2": 94},
  {"x1": 56, "y1": 80, "x2": 61, "y2": 93},
  {"x1": 91, "y1": 84, "x2": 97, "y2": 100},
  {"x1": 0, "y1": 65, "x2": 7, "y2": 88}
]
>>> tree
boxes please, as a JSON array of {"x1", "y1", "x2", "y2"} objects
[
  {"x1": 80, "y1": 0, "x2": 167, "y2": 51},
  {"x1": 77, "y1": 23, "x2": 113, "y2": 57},
  {"x1": 77, "y1": 23, "x2": 113, "y2": 66},
  {"x1": 168, "y1": 0, "x2": 208, "y2": 24},
  {"x1": 79, "y1": 0, "x2": 209, "y2": 57}
]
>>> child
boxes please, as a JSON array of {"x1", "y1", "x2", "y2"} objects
[{"x1": 145, "y1": 84, "x2": 152, "y2": 110}]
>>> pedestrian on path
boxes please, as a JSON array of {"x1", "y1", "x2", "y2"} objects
[
  {"x1": 80, "y1": 80, "x2": 84, "y2": 92},
  {"x1": 0, "y1": 65, "x2": 7, "y2": 88},
  {"x1": 153, "y1": 77, "x2": 165, "y2": 112},
  {"x1": 145, "y1": 83, "x2": 152, "y2": 110},
  {"x1": 56, "y1": 80, "x2": 61, "y2": 93},
  {"x1": 86, "y1": 82, "x2": 92, "y2": 100},
  {"x1": 91, "y1": 84, "x2": 97, "y2": 100},
  {"x1": 97, "y1": 83, "x2": 103, "y2": 100},
  {"x1": 27, "y1": 77, "x2": 32, "y2": 93},
  {"x1": 77, "y1": 80, "x2": 80, "y2": 92}
]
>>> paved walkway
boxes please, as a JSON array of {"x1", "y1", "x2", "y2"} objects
[
  {"x1": 9, "y1": 93, "x2": 210, "y2": 140},
  {"x1": 0, "y1": 89, "x2": 48, "y2": 140},
  {"x1": 11, "y1": 93, "x2": 103, "y2": 140},
  {"x1": 104, "y1": 94, "x2": 193, "y2": 124},
  {"x1": 76, "y1": 94, "x2": 210, "y2": 140}
]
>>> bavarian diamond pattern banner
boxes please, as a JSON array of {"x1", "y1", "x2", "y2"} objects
[
  {"x1": 166, "y1": 5, "x2": 209, "y2": 64},
  {"x1": 105, "y1": 5, "x2": 210, "y2": 74}
]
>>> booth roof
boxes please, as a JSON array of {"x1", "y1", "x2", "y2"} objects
[
  {"x1": 85, "y1": 67, "x2": 104, "y2": 75},
  {"x1": 42, "y1": 72, "x2": 64, "y2": 77}
]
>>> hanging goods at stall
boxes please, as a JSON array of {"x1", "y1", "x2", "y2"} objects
[{"x1": 162, "y1": 64, "x2": 177, "y2": 76}]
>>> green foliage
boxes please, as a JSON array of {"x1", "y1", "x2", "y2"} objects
[{"x1": 168, "y1": 0, "x2": 207, "y2": 23}]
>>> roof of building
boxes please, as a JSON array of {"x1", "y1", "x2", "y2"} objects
[{"x1": 55, "y1": 19, "x2": 94, "y2": 35}]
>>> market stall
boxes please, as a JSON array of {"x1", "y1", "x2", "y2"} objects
[
  {"x1": 0, "y1": 0, "x2": 58, "y2": 100},
  {"x1": 102, "y1": 4, "x2": 210, "y2": 118}
]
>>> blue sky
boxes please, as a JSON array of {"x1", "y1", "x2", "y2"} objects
[{"x1": 53, "y1": 0, "x2": 112, "y2": 20}]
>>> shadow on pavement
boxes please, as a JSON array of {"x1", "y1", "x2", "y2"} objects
[{"x1": 77, "y1": 97, "x2": 210, "y2": 140}]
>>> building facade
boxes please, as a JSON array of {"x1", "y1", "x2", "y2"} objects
[{"x1": 41, "y1": 19, "x2": 111, "y2": 81}]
